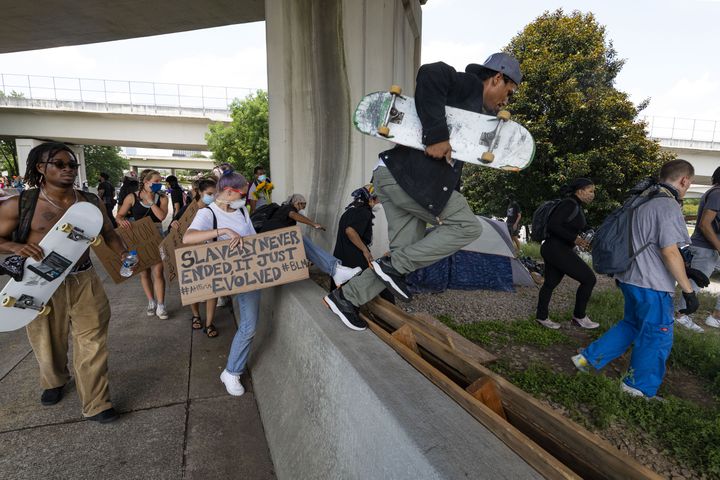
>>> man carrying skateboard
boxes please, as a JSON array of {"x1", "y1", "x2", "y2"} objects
[
  {"x1": 0, "y1": 142, "x2": 130, "y2": 423},
  {"x1": 325, "y1": 53, "x2": 522, "y2": 330}
]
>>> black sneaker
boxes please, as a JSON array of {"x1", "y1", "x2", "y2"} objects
[
  {"x1": 371, "y1": 256, "x2": 412, "y2": 302},
  {"x1": 86, "y1": 407, "x2": 120, "y2": 424},
  {"x1": 323, "y1": 289, "x2": 367, "y2": 331},
  {"x1": 40, "y1": 386, "x2": 64, "y2": 406}
]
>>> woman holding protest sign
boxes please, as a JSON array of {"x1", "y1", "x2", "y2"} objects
[
  {"x1": 116, "y1": 169, "x2": 171, "y2": 320},
  {"x1": 182, "y1": 171, "x2": 259, "y2": 397},
  {"x1": 169, "y1": 178, "x2": 219, "y2": 334}
]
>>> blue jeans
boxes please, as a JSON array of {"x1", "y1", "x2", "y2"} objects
[
  {"x1": 303, "y1": 234, "x2": 339, "y2": 276},
  {"x1": 226, "y1": 290, "x2": 262, "y2": 375},
  {"x1": 582, "y1": 282, "x2": 674, "y2": 397}
]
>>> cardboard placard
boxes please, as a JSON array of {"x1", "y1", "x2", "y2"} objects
[
  {"x1": 159, "y1": 201, "x2": 201, "y2": 283},
  {"x1": 175, "y1": 226, "x2": 309, "y2": 305},
  {"x1": 93, "y1": 216, "x2": 164, "y2": 283}
]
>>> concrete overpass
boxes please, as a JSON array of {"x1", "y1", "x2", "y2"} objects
[
  {"x1": 646, "y1": 116, "x2": 720, "y2": 197},
  {"x1": 126, "y1": 154, "x2": 215, "y2": 172}
]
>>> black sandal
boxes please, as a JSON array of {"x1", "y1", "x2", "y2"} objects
[
  {"x1": 204, "y1": 324, "x2": 218, "y2": 338},
  {"x1": 191, "y1": 316, "x2": 202, "y2": 330}
]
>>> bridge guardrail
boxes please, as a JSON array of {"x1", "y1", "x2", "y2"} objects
[
  {"x1": 643, "y1": 115, "x2": 720, "y2": 145},
  {"x1": 0, "y1": 73, "x2": 260, "y2": 115}
]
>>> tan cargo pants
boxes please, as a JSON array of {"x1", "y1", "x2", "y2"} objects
[{"x1": 26, "y1": 267, "x2": 113, "y2": 417}]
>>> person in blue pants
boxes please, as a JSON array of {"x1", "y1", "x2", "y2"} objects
[{"x1": 572, "y1": 160, "x2": 699, "y2": 398}]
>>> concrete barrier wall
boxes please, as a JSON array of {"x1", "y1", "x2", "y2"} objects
[{"x1": 249, "y1": 280, "x2": 541, "y2": 480}]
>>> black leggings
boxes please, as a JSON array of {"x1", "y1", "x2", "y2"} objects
[{"x1": 536, "y1": 240, "x2": 596, "y2": 320}]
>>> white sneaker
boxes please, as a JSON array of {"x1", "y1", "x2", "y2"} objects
[
  {"x1": 146, "y1": 300, "x2": 157, "y2": 316},
  {"x1": 621, "y1": 382, "x2": 645, "y2": 397},
  {"x1": 220, "y1": 370, "x2": 245, "y2": 396},
  {"x1": 705, "y1": 315, "x2": 720, "y2": 328},
  {"x1": 675, "y1": 315, "x2": 704, "y2": 333},
  {"x1": 217, "y1": 296, "x2": 227, "y2": 307},
  {"x1": 536, "y1": 318, "x2": 561, "y2": 329},
  {"x1": 571, "y1": 353, "x2": 590, "y2": 373},
  {"x1": 572, "y1": 316, "x2": 600, "y2": 329},
  {"x1": 156, "y1": 304, "x2": 169, "y2": 320},
  {"x1": 332, "y1": 265, "x2": 362, "y2": 285}
]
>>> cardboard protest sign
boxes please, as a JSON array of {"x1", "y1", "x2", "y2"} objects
[
  {"x1": 93, "y1": 216, "x2": 164, "y2": 284},
  {"x1": 175, "y1": 226, "x2": 309, "y2": 305},
  {"x1": 159, "y1": 201, "x2": 201, "y2": 283}
]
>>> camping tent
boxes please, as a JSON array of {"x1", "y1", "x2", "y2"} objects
[{"x1": 407, "y1": 216, "x2": 535, "y2": 293}]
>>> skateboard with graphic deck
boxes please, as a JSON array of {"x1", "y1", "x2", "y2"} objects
[
  {"x1": 353, "y1": 86, "x2": 535, "y2": 170},
  {"x1": 0, "y1": 202, "x2": 103, "y2": 332}
]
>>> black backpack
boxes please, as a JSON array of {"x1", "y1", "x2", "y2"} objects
[
  {"x1": 591, "y1": 185, "x2": 673, "y2": 275},
  {"x1": 530, "y1": 199, "x2": 579, "y2": 242},
  {"x1": 250, "y1": 202, "x2": 280, "y2": 232}
]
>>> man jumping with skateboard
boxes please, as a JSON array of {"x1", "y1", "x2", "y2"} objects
[
  {"x1": 324, "y1": 53, "x2": 522, "y2": 330},
  {"x1": 0, "y1": 142, "x2": 131, "y2": 423}
]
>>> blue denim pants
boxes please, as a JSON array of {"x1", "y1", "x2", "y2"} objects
[
  {"x1": 582, "y1": 282, "x2": 674, "y2": 397},
  {"x1": 303, "y1": 234, "x2": 339, "y2": 276},
  {"x1": 226, "y1": 290, "x2": 262, "y2": 375}
]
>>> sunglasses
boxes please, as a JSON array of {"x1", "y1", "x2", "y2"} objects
[
  {"x1": 45, "y1": 160, "x2": 80, "y2": 170},
  {"x1": 223, "y1": 186, "x2": 247, "y2": 197}
]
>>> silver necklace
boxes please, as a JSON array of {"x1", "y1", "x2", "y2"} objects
[{"x1": 41, "y1": 187, "x2": 78, "y2": 210}]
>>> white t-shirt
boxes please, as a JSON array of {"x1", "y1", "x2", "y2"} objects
[{"x1": 188, "y1": 203, "x2": 256, "y2": 240}]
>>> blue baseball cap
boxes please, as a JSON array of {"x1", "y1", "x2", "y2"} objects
[{"x1": 466, "y1": 52, "x2": 522, "y2": 85}]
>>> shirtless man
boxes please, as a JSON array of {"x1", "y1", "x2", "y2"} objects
[{"x1": 0, "y1": 142, "x2": 131, "y2": 423}]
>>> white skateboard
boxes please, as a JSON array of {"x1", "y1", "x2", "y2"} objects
[
  {"x1": 0, "y1": 202, "x2": 103, "y2": 331},
  {"x1": 354, "y1": 87, "x2": 535, "y2": 170}
]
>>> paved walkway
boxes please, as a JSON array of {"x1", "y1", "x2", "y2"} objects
[{"x1": 0, "y1": 256, "x2": 276, "y2": 480}]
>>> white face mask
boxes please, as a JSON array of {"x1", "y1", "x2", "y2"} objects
[{"x1": 230, "y1": 199, "x2": 246, "y2": 209}]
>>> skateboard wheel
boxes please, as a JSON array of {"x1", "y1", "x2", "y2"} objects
[
  {"x1": 378, "y1": 125, "x2": 391, "y2": 137},
  {"x1": 480, "y1": 151, "x2": 495, "y2": 163},
  {"x1": 389, "y1": 85, "x2": 402, "y2": 96},
  {"x1": 497, "y1": 110, "x2": 511, "y2": 121},
  {"x1": 39, "y1": 305, "x2": 51, "y2": 316},
  {"x1": 90, "y1": 236, "x2": 102, "y2": 247},
  {"x1": 60, "y1": 223, "x2": 73, "y2": 233},
  {"x1": 2, "y1": 296, "x2": 16, "y2": 307}
]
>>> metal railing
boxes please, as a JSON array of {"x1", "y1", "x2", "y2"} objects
[
  {"x1": 0, "y1": 73, "x2": 262, "y2": 115},
  {"x1": 643, "y1": 115, "x2": 720, "y2": 145}
]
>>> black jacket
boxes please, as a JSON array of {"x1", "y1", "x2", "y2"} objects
[
  {"x1": 547, "y1": 196, "x2": 586, "y2": 247},
  {"x1": 382, "y1": 62, "x2": 486, "y2": 217}
]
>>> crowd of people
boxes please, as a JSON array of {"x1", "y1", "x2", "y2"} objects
[{"x1": 0, "y1": 50, "x2": 712, "y2": 423}]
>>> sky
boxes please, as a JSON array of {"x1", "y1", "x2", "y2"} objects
[{"x1": 1, "y1": 0, "x2": 719, "y2": 140}]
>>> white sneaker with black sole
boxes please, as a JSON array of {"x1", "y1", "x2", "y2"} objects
[
  {"x1": 220, "y1": 369, "x2": 245, "y2": 396},
  {"x1": 371, "y1": 256, "x2": 412, "y2": 302}
]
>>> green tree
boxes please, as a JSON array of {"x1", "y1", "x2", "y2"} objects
[
  {"x1": 206, "y1": 90, "x2": 269, "y2": 178},
  {"x1": 463, "y1": 10, "x2": 673, "y2": 227},
  {"x1": 0, "y1": 140, "x2": 19, "y2": 177},
  {"x1": 83, "y1": 145, "x2": 128, "y2": 186}
]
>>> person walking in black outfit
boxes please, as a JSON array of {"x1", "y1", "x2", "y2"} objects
[{"x1": 536, "y1": 178, "x2": 598, "y2": 330}]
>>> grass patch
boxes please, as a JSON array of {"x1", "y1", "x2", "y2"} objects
[
  {"x1": 494, "y1": 362, "x2": 720, "y2": 476},
  {"x1": 438, "y1": 314, "x2": 570, "y2": 348},
  {"x1": 520, "y1": 241, "x2": 542, "y2": 260}
]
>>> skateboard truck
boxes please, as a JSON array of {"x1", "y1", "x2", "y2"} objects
[
  {"x1": 60, "y1": 223, "x2": 102, "y2": 246},
  {"x1": 479, "y1": 110, "x2": 512, "y2": 164},
  {"x1": 2, "y1": 294, "x2": 51, "y2": 316},
  {"x1": 378, "y1": 85, "x2": 403, "y2": 137}
]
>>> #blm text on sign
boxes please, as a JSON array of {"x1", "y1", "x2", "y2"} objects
[
  {"x1": 175, "y1": 226, "x2": 309, "y2": 305},
  {"x1": 159, "y1": 201, "x2": 200, "y2": 284},
  {"x1": 93, "y1": 216, "x2": 163, "y2": 284}
]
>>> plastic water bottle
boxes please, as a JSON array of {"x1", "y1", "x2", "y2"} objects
[{"x1": 120, "y1": 250, "x2": 139, "y2": 278}]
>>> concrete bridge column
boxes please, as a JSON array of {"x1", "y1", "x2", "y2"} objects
[{"x1": 265, "y1": 0, "x2": 422, "y2": 250}]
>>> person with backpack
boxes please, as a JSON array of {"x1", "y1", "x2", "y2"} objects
[
  {"x1": 169, "y1": 178, "x2": 219, "y2": 336},
  {"x1": 0, "y1": 142, "x2": 134, "y2": 423},
  {"x1": 673, "y1": 166, "x2": 720, "y2": 333},
  {"x1": 534, "y1": 178, "x2": 598, "y2": 330},
  {"x1": 116, "y1": 169, "x2": 170, "y2": 320},
  {"x1": 182, "y1": 172, "x2": 260, "y2": 396},
  {"x1": 97, "y1": 172, "x2": 117, "y2": 228},
  {"x1": 573, "y1": 160, "x2": 699, "y2": 399}
]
